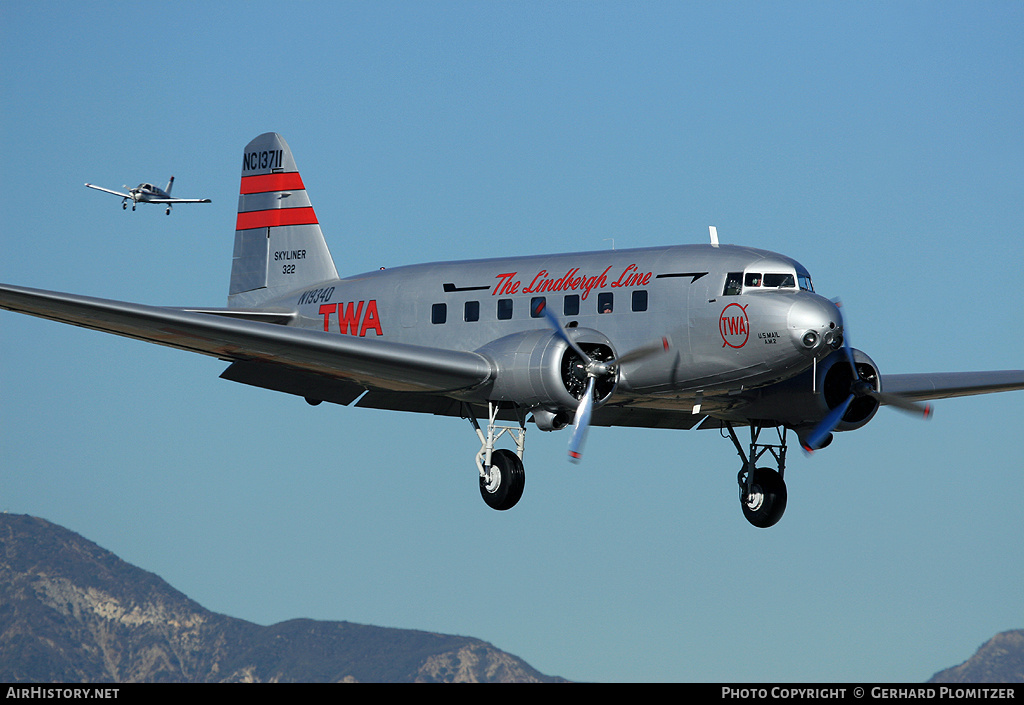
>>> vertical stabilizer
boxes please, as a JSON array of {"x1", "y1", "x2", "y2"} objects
[
  {"x1": 165, "y1": 176, "x2": 175, "y2": 195},
  {"x1": 229, "y1": 132, "x2": 339, "y2": 308}
]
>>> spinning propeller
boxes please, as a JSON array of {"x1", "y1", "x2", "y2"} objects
[
  {"x1": 802, "y1": 303, "x2": 931, "y2": 452},
  {"x1": 534, "y1": 300, "x2": 669, "y2": 462}
]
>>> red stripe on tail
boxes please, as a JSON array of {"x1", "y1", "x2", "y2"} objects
[
  {"x1": 235, "y1": 207, "x2": 319, "y2": 230},
  {"x1": 239, "y1": 172, "x2": 306, "y2": 195}
]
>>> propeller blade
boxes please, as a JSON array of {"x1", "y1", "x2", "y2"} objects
[
  {"x1": 610, "y1": 336, "x2": 670, "y2": 367},
  {"x1": 535, "y1": 298, "x2": 592, "y2": 364},
  {"x1": 802, "y1": 393, "x2": 855, "y2": 452},
  {"x1": 805, "y1": 299, "x2": 930, "y2": 453},
  {"x1": 867, "y1": 389, "x2": 933, "y2": 418},
  {"x1": 568, "y1": 377, "x2": 596, "y2": 463}
]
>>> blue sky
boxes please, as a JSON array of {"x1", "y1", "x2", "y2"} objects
[{"x1": 1, "y1": 1, "x2": 1021, "y2": 683}]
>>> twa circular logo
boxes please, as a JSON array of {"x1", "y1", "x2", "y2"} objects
[{"x1": 719, "y1": 303, "x2": 749, "y2": 348}]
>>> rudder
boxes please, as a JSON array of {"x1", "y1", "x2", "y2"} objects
[{"x1": 229, "y1": 133, "x2": 339, "y2": 308}]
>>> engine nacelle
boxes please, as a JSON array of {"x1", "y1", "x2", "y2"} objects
[
  {"x1": 739, "y1": 347, "x2": 882, "y2": 437},
  {"x1": 476, "y1": 327, "x2": 617, "y2": 418}
]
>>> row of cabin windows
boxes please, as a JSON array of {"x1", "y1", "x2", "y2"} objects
[{"x1": 431, "y1": 290, "x2": 649, "y2": 325}]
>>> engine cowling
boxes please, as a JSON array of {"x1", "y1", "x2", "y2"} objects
[
  {"x1": 739, "y1": 347, "x2": 882, "y2": 439},
  {"x1": 476, "y1": 327, "x2": 617, "y2": 424}
]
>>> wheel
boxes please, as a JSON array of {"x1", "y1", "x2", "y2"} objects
[
  {"x1": 739, "y1": 467, "x2": 787, "y2": 528},
  {"x1": 122, "y1": 202, "x2": 127, "y2": 210},
  {"x1": 480, "y1": 449, "x2": 525, "y2": 511}
]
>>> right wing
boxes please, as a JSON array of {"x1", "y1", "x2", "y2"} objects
[
  {"x1": 0, "y1": 283, "x2": 493, "y2": 396},
  {"x1": 84, "y1": 183, "x2": 131, "y2": 198}
]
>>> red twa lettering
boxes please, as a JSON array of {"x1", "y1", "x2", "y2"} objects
[
  {"x1": 359, "y1": 300, "x2": 383, "y2": 336},
  {"x1": 338, "y1": 301, "x2": 364, "y2": 335},
  {"x1": 318, "y1": 300, "x2": 384, "y2": 337},
  {"x1": 319, "y1": 303, "x2": 336, "y2": 332}
]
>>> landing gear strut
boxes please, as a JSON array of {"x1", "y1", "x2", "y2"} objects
[
  {"x1": 465, "y1": 402, "x2": 526, "y2": 511},
  {"x1": 724, "y1": 423, "x2": 789, "y2": 528}
]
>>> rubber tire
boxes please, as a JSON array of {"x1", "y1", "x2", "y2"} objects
[
  {"x1": 480, "y1": 449, "x2": 525, "y2": 511},
  {"x1": 740, "y1": 467, "x2": 788, "y2": 528}
]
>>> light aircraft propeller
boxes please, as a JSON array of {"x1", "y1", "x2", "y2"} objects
[
  {"x1": 533, "y1": 299, "x2": 669, "y2": 462},
  {"x1": 802, "y1": 302, "x2": 931, "y2": 452}
]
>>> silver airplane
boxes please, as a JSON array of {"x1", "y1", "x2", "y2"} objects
[
  {"x1": 4, "y1": 133, "x2": 1022, "y2": 528},
  {"x1": 85, "y1": 176, "x2": 211, "y2": 215}
]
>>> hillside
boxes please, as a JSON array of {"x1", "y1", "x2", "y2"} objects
[
  {"x1": 929, "y1": 630, "x2": 1024, "y2": 684},
  {"x1": 0, "y1": 513, "x2": 565, "y2": 683}
]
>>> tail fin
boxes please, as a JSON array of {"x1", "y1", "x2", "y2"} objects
[
  {"x1": 228, "y1": 132, "x2": 339, "y2": 308},
  {"x1": 165, "y1": 175, "x2": 175, "y2": 195}
]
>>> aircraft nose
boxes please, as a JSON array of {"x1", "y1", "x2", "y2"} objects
[{"x1": 788, "y1": 296, "x2": 843, "y2": 357}]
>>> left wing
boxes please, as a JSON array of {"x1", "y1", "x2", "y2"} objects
[
  {"x1": 145, "y1": 197, "x2": 212, "y2": 204},
  {"x1": 84, "y1": 183, "x2": 130, "y2": 198},
  {"x1": 879, "y1": 371, "x2": 1024, "y2": 401},
  {"x1": 0, "y1": 283, "x2": 493, "y2": 395}
]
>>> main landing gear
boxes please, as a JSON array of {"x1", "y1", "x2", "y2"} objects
[
  {"x1": 724, "y1": 422, "x2": 789, "y2": 528},
  {"x1": 465, "y1": 402, "x2": 526, "y2": 511}
]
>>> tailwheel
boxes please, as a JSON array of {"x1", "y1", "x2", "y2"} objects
[
  {"x1": 480, "y1": 448, "x2": 525, "y2": 511},
  {"x1": 739, "y1": 467, "x2": 787, "y2": 529}
]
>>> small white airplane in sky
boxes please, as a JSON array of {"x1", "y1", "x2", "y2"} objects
[{"x1": 85, "y1": 176, "x2": 210, "y2": 215}]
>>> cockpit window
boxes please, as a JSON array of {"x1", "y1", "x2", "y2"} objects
[
  {"x1": 726, "y1": 269, "x2": 803, "y2": 295},
  {"x1": 724, "y1": 272, "x2": 743, "y2": 296}
]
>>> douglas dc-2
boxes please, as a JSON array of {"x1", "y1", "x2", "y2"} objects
[
  {"x1": 85, "y1": 176, "x2": 210, "y2": 215},
  {"x1": 4, "y1": 133, "x2": 1022, "y2": 527}
]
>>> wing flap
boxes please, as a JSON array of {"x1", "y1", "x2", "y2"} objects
[{"x1": 0, "y1": 284, "x2": 493, "y2": 395}]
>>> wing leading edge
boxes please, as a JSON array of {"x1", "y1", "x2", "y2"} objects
[{"x1": 0, "y1": 284, "x2": 492, "y2": 396}]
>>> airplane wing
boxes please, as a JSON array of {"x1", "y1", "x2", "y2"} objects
[
  {"x1": 84, "y1": 183, "x2": 131, "y2": 198},
  {"x1": 879, "y1": 371, "x2": 1024, "y2": 401},
  {"x1": 0, "y1": 284, "x2": 493, "y2": 396},
  {"x1": 145, "y1": 198, "x2": 212, "y2": 204}
]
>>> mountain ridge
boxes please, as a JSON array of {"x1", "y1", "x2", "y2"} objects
[
  {"x1": 928, "y1": 630, "x2": 1024, "y2": 684},
  {"x1": 0, "y1": 513, "x2": 565, "y2": 683}
]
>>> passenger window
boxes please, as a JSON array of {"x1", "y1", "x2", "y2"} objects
[
  {"x1": 530, "y1": 297, "x2": 546, "y2": 318},
  {"x1": 563, "y1": 295, "x2": 580, "y2": 316},
  {"x1": 431, "y1": 303, "x2": 447, "y2": 324},
  {"x1": 598, "y1": 292, "x2": 614, "y2": 314},
  {"x1": 724, "y1": 273, "x2": 743, "y2": 296},
  {"x1": 497, "y1": 299, "x2": 513, "y2": 320},
  {"x1": 631, "y1": 290, "x2": 648, "y2": 312},
  {"x1": 464, "y1": 301, "x2": 480, "y2": 322}
]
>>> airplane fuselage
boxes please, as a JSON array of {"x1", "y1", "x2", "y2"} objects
[{"x1": 263, "y1": 243, "x2": 842, "y2": 408}]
